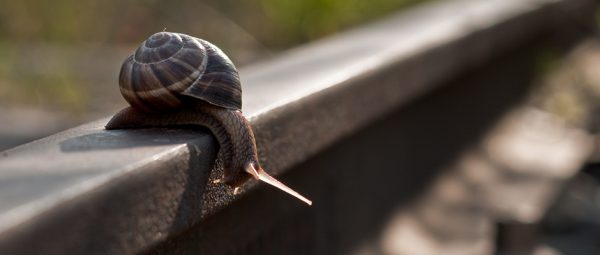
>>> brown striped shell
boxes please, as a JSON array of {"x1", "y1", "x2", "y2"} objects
[{"x1": 118, "y1": 32, "x2": 242, "y2": 112}]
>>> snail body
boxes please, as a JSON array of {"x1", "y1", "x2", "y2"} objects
[{"x1": 106, "y1": 32, "x2": 311, "y2": 205}]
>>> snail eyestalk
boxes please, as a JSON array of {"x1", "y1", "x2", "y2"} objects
[{"x1": 245, "y1": 163, "x2": 313, "y2": 206}]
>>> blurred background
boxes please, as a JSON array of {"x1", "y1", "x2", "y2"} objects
[
  {"x1": 2, "y1": 1, "x2": 600, "y2": 255},
  {"x1": 0, "y1": 0, "x2": 426, "y2": 150}
]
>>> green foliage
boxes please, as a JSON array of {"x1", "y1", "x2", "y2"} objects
[
  {"x1": 259, "y1": 0, "x2": 426, "y2": 47},
  {"x1": 0, "y1": 0, "x2": 430, "y2": 46},
  {"x1": 0, "y1": 43, "x2": 86, "y2": 113}
]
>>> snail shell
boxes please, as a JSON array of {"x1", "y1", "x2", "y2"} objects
[
  {"x1": 118, "y1": 32, "x2": 242, "y2": 112},
  {"x1": 107, "y1": 32, "x2": 312, "y2": 205}
]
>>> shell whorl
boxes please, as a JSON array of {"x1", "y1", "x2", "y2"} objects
[{"x1": 119, "y1": 32, "x2": 242, "y2": 112}]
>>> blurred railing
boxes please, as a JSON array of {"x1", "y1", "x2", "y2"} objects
[{"x1": 0, "y1": 0, "x2": 596, "y2": 254}]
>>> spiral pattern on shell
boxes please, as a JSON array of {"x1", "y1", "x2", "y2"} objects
[{"x1": 118, "y1": 32, "x2": 242, "y2": 112}]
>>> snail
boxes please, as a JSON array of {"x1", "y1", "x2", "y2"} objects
[{"x1": 105, "y1": 32, "x2": 311, "y2": 205}]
